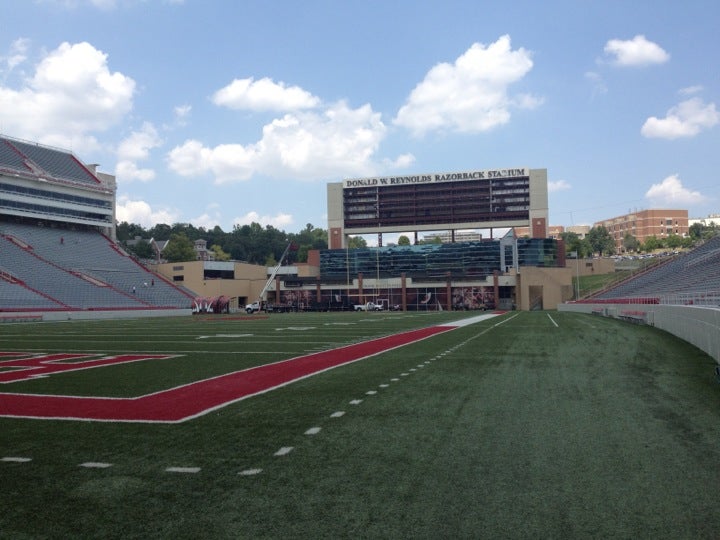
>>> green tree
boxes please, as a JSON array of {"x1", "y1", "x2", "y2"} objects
[
  {"x1": 642, "y1": 235, "x2": 661, "y2": 252},
  {"x1": 623, "y1": 233, "x2": 640, "y2": 253},
  {"x1": 665, "y1": 234, "x2": 683, "y2": 249},
  {"x1": 586, "y1": 226, "x2": 615, "y2": 256},
  {"x1": 347, "y1": 236, "x2": 367, "y2": 248},
  {"x1": 126, "y1": 239, "x2": 154, "y2": 259},
  {"x1": 397, "y1": 235, "x2": 411, "y2": 245},
  {"x1": 162, "y1": 233, "x2": 196, "y2": 262},
  {"x1": 210, "y1": 244, "x2": 231, "y2": 261}
]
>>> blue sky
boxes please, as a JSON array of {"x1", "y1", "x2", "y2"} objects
[{"x1": 1, "y1": 0, "x2": 718, "y2": 240}]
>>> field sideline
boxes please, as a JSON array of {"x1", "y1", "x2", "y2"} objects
[{"x1": 1, "y1": 310, "x2": 719, "y2": 538}]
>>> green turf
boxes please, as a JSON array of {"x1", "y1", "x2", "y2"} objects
[{"x1": 1, "y1": 311, "x2": 719, "y2": 539}]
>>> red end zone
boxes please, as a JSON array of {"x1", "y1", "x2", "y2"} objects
[{"x1": 0, "y1": 325, "x2": 453, "y2": 423}]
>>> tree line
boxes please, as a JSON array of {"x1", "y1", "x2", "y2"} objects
[
  {"x1": 116, "y1": 221, "x2": 339, "y2": 264},
  {"x1": 560, "y1": 222, "x2": 717, "y2": 258}
]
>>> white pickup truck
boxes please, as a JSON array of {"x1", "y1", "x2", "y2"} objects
[
  {"x1": 354, "y1": 301, "x2": 384, "y2": 312},
  {"x1": 245, "y1": 301, "x2": 262, "y2": 314}
]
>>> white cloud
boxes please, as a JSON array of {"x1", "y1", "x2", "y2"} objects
[
  {"x1": 383, "y1": 153, "x2": 416, "y2": 169},
  {"x1": 115, "y1": 195, "x2": 179, "y2": 227},
  {"x1": 212, "y1": 77, "x2": 320, "y2": 112},
  {"x1": 641, "y1": 97, "x2": 719, "y2": 139},
  {"x1": 679, "y1": 85, "x2": 703, "y2": 96},
  {"x1": 167, "y1": 101, "x2": 386, "y2": 183},
  {"x1": 2, "y1": 38, "x2": 31, "y2": 72},
  {"x1": 393, "y1": 35, "x2": 540, "y2": 136},
  {"x1": 233, "y1": 211, "x2": 294, "y2": 229},
  {"x1": 115, "y1": 122, "x2": 162, "y2": 182},
  {"x1": 645, "y1": 174, "x2": 707, "y2": 206},
  {"x1": 584, "y1": 71, "x2": 607, "y2": 99},
  {"x1": 603, "y1": 35, "x2": 669, "y2": 67},
  {"x1": 173, "y1": 104, "x2": 191, "y2": 125},
  {"x1": 548, "y1": 180, "x2": 571, "y2": 192},
  {"x1": 0, "y1": 41, "x2": 135, "y2": 151}
]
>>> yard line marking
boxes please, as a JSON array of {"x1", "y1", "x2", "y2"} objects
[
  {"x1": 390, "y1": 378, "x2": 399, "y2": 382},
  {"x1": 330, "y1": 411, "x2": 345, "y2": 418},
  {"x1": 2, "y1": 457, "x2": 32, "y2": 463},
  {"x1": 547, "y1": 313, "x2": 559, "y2": 327},
  {"x1": 165, "y1": 467, "x2": 201, "y2": 473},
  {"x1": 400, "y1": 373, "x2": 409, "y2": 376},
  {"x1": 239, "y1": 468, "x2": 262, "y2": 476},
  {"x1": 379, "y1": 384, "x2": 389, "y2": 388},
  {"x1": 366, "y1": 390, "x2": 377, "y2": 395},
  {"x1": 349, "y1": 399, "x2": 363, "y2": 405},
  {"x1": 305, "y1": 427, "x2": 321, "y2": 435},
  {"x1": 79, "y1": 462, "x2": 112, "y2": 468},
  {"x1": 274, "y1": 447, "x2": 294, "y2": 457},
  {"x1": 197, "y1": 334, "x2": 253, "y2": 339}
]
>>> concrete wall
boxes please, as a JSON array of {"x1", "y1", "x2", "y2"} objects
[
  {"x1": 153, "y1": 260, "x2": 267, "y2": 303},
  {"x1": 515, "y1": 266, "x2": 574, "y2": 310},
  {"x1": 558, "y1": 302, "x2": 720, "y2": 364},
  {"x1": 0, "y1": 309, "x2": 193, "y2": 323}
]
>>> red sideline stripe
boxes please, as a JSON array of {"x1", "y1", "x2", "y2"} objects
[{"x1": 0, "y1": 326, "x2": 452, "y2": 423}]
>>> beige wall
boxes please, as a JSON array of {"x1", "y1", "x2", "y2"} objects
[
  {"x1": 515, "y1": 266, "x2": 574, "y2": 310},
  {"x1": 567, "y1": 257, "x2": 615, "y2": 277},
  {"x1": 152, "y1": 260, "x2": 268, "y2": 305}
]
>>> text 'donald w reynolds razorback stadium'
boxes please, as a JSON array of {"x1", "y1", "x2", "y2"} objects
[{"x1": 327, "y1": 167, "x2": 548, "y2": 248}]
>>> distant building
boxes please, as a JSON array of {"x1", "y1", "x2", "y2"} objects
[
  {"x1": 421, "y1": 230, "x2": 482, "y2": 243},
  {"x1": 594, "y1": 209, "x2": 688, "y2": 252},
  {"x1": 689, "y1": 214, "x2": 720, "y2": 227},
  {"x1": 514, "y1": 224, "x2": 564, "y2": 239},
  {"x1": 566, "y1": 225, "x2": 590, "y2": 238}
]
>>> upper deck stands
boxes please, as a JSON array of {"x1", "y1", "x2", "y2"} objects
[{"x1": 0, "y1": 136, "x2": 99, "y2": 185}]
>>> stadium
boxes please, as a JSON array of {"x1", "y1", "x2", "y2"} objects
[{"x1": 1, "y1": 136, "x2": 720, "y2": 538}]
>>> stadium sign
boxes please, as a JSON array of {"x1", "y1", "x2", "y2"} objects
[{"x1": 343, "y1": 167, "x2": 529, "y2": 188}]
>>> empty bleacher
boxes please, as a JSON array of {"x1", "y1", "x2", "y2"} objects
[
  {"x1": 6, "y1": 139, "x2": 99, "y2": 185},
  {"x1": 591, "y1": 234, "x2": 720, "y2": 305},
  {"x1": 0, "y1": 222, "x2": 192, "y2": 311}
]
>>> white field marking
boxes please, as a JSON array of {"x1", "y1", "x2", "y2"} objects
[
  {"x1": 447, "y1": 312, "x2": 504, "y2": 327},
  {"x1": 417, "y1": 364, "x2": 425, "y2": 368},
  {"x1": 305, "y1": 427, "x2": 322, "y2": 435},
  {"x1": 390, "y1": 378, "x2": 399, "y2": 382},
  {"x1": 330, "y1": 411, "x2": 345, "y2": 418},
  {"x1": 239, "y1": 468, "x2": 263, "y2": 476},
  {"x1": 400, "y1": 373, "x2": 409, "y2": 376},
  {"x1": 165, "y1": 467, "x2": 201, "y2": 473},
  {"x1": 276, "y1": 327, "x2": 317, "y2": 331},
  {"x1": 349, "y1": 399, "x2": 363, "y2": 405},
  {"x1": 366, "y1": 390, "x2": 377, "y2": 395},
  {"x1": 274, "y1": 447, "x2": 294, "y2": 457},
  {"x1": 409, "y1": 368, "x2": 416, "y2": 372},
  {"x1": 197, "y1": 334, "x2": 253, "y2": 339},
  {"x1": 547, "y1": 313, "x2": 559, "y2": 327},
  {"x1": 2, "y1": 457, "x2": 32, "y2": 463},
  {"x1": 324, "y1": 322, "x2": 356, "y2": 326},
  {"x1": 494, "y1": 313, "x2": 520, "y2": 327},
  {"x1": 79, "y1": 462, "x2": 112, "y2": 468},
  {"x1": 424, "y1": 361, "x2": 431, "y2": 364},
  {"x1": 379, "y1": 384, "x2": 389, "y2": 388}
]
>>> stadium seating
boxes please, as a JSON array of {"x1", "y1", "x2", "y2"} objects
[
  {"x1": 7, "y1": 139, "x2": 98, "y2": 185},
  {"x1": 591, "y1": 235, "x2": 720, "y2": 304},
  {"x1": 0, "y1": 222, "x2": 192, "y2": 311}
]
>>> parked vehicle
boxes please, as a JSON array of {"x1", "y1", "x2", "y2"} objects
[{"x1": 354, "y1": 301, "x2": 384, "y2": 312}]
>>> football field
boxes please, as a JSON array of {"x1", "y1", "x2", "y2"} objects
[{"x1": 1, "y1": 310, "x2": 719, "y2": 539}]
